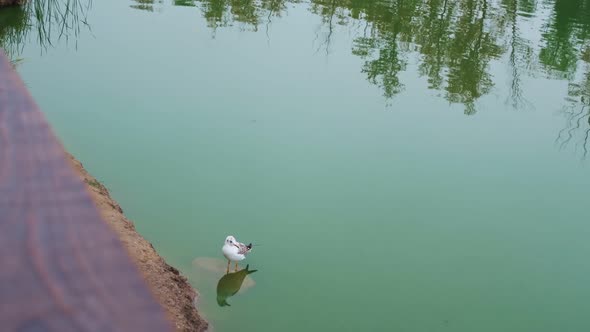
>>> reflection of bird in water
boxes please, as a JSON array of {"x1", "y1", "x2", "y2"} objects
[
  {"x1": 222, "y1": 235, "x2": 253, "y2": 273},
  {"x1": 216, "y1": 264, "x2": 258, "y2": 307}
]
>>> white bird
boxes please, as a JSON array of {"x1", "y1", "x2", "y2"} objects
[{"x1": 222, "y1": 235, "x2": 253, "y2": 273}]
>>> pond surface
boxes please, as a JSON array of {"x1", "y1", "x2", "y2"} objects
[{"x1": 2, "y1": 0, "x2": 590, "y2": 331}]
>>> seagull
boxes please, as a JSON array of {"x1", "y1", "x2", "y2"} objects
[{"x1": 222, "y1": 235, "x2": 253, "y2": 273}]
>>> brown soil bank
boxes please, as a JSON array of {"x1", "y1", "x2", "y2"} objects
[{"x1": 67, "y1": 154, "x2": 209, "y2": 332}]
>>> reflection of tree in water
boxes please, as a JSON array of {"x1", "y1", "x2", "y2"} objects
[
  {"x1": 501, "y1": 0, "x2": 536, "y2": 110},
  {"x1": 539, "y1": 0, "x2": 590, "y2": 79},
  {"x1": 192, "y1": 0, "x2": 508, "y2": 112},
  {"x1": 444, "y1": 0, "x2": 503, "y2": 114},
  {"x1": 131, "y1": 0, "x2": 164, "y2": 12},
  {"x1": 175, "y1": 0, "x2": 195, "y2": 7},
  {"x1": 309, "y1": 0, "x2": 350, "y2": 55},
  {"x1": 194, "y1": 0, "x2": 297, "y2": 36},
  {"x1": 541, "y1": 0, "x2": 590, "y2": 159},
  {"x1": 555, "y1": 63, "x2": 590, "y2": 159},
  {"x1": 349, "y1": 0, "x2": 417, "y2": 98},
  {"x1": 0, "y1": 5, "x2": 28, "y2": 64},
  {"x1": 0, "y1": 0, "x2": 587, "y2": 155},
  {"x1": 0, "y1": 0, "x2": 91, "y2": 61},
  {"x1": 188, "y1": 0, "x2": 590, "y2": 156},
  {"x1": 416, "y1": 0, "x2": 456, "y2": 92},
  {"x1": 311, "y1": 0, "x2": 505, "y2": 113}
]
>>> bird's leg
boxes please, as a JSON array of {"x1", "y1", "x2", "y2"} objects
[
  {"x1": 234, "y1": 262, "x2": 238, "y2": 272},
  {"x1": 226, "y1": 260, "x2": 230, "y2": 274}
]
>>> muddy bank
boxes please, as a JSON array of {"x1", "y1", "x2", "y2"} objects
[{"x1": 67, "y1": 154, "x2": 209, "y2": 332}]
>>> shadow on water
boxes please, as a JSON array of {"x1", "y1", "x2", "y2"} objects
[
  {"x1": 192, "y1": 257, "x2": 258, "y2": 306},
  {"x1": 216, "y1": 264, "x2": 258, "y2": 307}
]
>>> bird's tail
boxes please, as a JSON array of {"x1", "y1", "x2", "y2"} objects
[{"x1": 247, "y1": 243, "x2": 261, "y2": 252}]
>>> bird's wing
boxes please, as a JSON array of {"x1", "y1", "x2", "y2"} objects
[{"x1": 237, "y1": 242, "x2": 250, "y2": 255}]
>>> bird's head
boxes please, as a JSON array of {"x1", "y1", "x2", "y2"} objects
[{"x1": 225, "y1": 235, "x2": 238, "y2": 247}]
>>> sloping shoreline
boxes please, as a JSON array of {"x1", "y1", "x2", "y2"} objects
[{"x1": 67, "y1": 153, "x2": 209, "y2": 332}]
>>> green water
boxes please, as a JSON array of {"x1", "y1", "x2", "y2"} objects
[{"x1": 3, "y1": 0, "x2": 590, "y2": 330}]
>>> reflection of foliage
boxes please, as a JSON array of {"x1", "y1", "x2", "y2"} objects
[
  {"x1": 355, "y1": 34, "x2": 407, "y2": 98},
  {"x1": 310, "y1": 0, "x2": 351, "y2": 54},
  {"x1": 0, "y1": 5, "x2": 28, "y2": 60},
  {"x1": 445, "y1": 0, "x2": 503, "y2": 114},
  {"x1": 541, "y1": 0, "x2": 590, "y2": 159},
  {"x1": 175, "y1": 0, "x2": 195, "y2": 7},
  {"x1": 202, "y1": 0, "x2": 505, "y2": 110},
  {"x1": 349, "y1": 0, "x2": 418, "y2": 98},
  {"x1": 539, "y1": 0, "x2": 590, "y2": 79},
  {"x1": 28, "y1": 0, "x2": 91, "y2": 50},
  {"x1": 131, "y1": 0, "x2": 162, "y2": 12},
  {"x1": 341, "y1": 0, "x2": 503, "y2": 112},
  {"x1": 556, "y1": 64, "x2": 590, "y2": 159},
  {"x1": 501, "y1": 0, "x2": 536, "y2": 110},
  {"x1": 0, "y1": 0, "x2": 91, "y2": 60},
  {"x1": 193, "y1": 0, "x2": 298, "y2": 34},
  {"x1": 416, "y1": 0, "x2": 457, "y2": 91},
  {"x1": 556, "y1": 103, "x2": 590, "y2": 159},
  {"x1": 185, "y1": 0, "x2": 590, "y2": 120}
]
